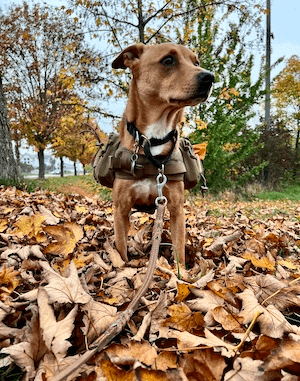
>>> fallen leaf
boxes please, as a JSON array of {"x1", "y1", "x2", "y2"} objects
[
  {"x1": 37, "y1": 205, "x2": 60, "y2": 225},
  {"x1": 105, "y1": 341, "x2": 157, "y2": 366},
  {"x1": 44, "y1": 222, "x2": 83, "y2": 256},
  {"x1": 211, "y1": 306, "x2": 244, "y2": 332},
  {"x1": 0, "y1": 265, "x2": 20, "y2": 299},
  {"x1": 41, "y1": 260, "x2": 91, "y2": 304},
  {"x1": 242, "y1": 252, "x2": 276, "y2": 271},
  {"x1": 224, "y1": 357, "x2": 272, "y2": 381},
  {"x1": 82, "y1": 299, "x2": 117, "y2": 342},
  {"x1": 163, "y1": 302, "x2": 204, "y2": 332},
  {"x1": 0, "y1": 219, "x2": 8, "y2": 233},
  {"x1": 38, "y1": 288, "x2": 77, "y2": 360},
  {"x1": 182, "y1": 348, "x2": 227, "y2": 381},
  {"x1": 13, "y1": 214, "x2": 46, "y2": 242},
  {"x1": 262, "y1": 337, "x2": 300, "y2": 373},
  {"x1": 103, "y1": 240, "x2": 125, "y2": 268},
  {"x1": 175, "y1": 283, "x2": 192, "y2": 302},
  {"x1": 238, "y1": 289, "x2": 298, "y2": 338}
]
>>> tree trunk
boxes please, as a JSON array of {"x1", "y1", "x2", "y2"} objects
[
  {"x1": 83, "y1": 164, "x2": 86, "y2": 175},
  {"x1": 38, "y1": 149, "x2": 45, "y2": 179},
  {"x1": 60, "y1": 157, "x2": 64, "y2": 177},
  {"x1": 293, "y1": 125, "x2": 300, "y2": 180},
  {"x1": 14, "y1": 140, "x2": 21, "y2": 172},
  {"x1": 74, "y1": 161, "x2": 77, "y2": 176},
  {"x1": 137, "y1": 0, "x2": 145, "y2": 43},
  {"x1": 0, "y1": 74, "x2": 18, "y2": 180}
]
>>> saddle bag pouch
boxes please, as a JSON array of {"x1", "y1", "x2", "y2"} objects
[
  {"x1": 92, "y1": 133, "x2": 204, "y2": 190},
  {"x1": 92, "y1": 132, "x2": 120, "y2": 188},
  {"x1": 179, "y1": 137, "x2": 203, "y2": 190}
]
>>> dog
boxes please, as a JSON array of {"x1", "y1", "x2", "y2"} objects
[{"x1": 111, "y1": 43, "x2": 214, "y2": 265}]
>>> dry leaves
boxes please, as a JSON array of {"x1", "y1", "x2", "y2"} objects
[{"x1": 0, "y1": 185, "x2": 300, "y2": 380}]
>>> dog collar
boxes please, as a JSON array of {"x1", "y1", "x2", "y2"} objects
[{"x1": 126, "y1": 121, "x2": 178, "y2": 170}]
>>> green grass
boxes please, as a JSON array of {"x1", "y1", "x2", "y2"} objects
[
  {"x1": 258, "y1": 183, "x2": 300, "y2": 201},
  {"x1": 4, "y1": 175, "x2": 299, "y2": 202},
  {"x1": 23, "y1": 174, "x2": 112, "y2": 199}
]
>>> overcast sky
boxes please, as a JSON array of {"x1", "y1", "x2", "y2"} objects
[
  {"x1": 0, "y1": 0, "x2": 299, "y2": 133},
  {"x1": 1, "y1": 0, "x2": 299, "y2": 76}
]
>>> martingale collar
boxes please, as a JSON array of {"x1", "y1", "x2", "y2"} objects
[{"x1": 126, "y1": 121, "x2": 178, "y2": 170}]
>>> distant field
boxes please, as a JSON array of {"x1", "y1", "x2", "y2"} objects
[
  {"x1": 24, "y1": 175, "x2": 300, "y2": 202},
  {"x1": 258, "y1": 183, "x2": 300, "y2": 201}
]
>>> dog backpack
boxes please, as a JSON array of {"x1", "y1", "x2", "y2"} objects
[
  {"x1": 92, "y1": 132, "x2": 120, "y2": 188},
  {"x1": 92, "y1": 133, "x2": 206, "y2": 191},
  {"x1": 179, "y1": 137, "x2": 204, "y2": 190}
]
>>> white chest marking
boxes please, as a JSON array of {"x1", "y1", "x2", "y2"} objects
[
  {"x1": 131, "y1": 179, "x2": 157, "y2": 199},
  {"x1": 145, "y1": 121, "x2": 172, "y2": 156}
]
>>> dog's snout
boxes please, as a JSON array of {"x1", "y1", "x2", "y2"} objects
[
  {"x1": 197, "y1": 71, "x2": 215, "y2": 85},
  {"x1": 195, "y1": 70, "x2": 214, "y2": 100}
]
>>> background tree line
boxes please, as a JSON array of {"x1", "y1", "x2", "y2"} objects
[{"x1": 0, "y1": 0, "x2": 299, "y2": 191}]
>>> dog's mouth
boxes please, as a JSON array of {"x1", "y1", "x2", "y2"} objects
[
  {"x1": 170, "y1": 71, "x2": 214, "y2": 106},
  {"x1": 170, "y1": 90, "x2": 212, "y2": 106}
]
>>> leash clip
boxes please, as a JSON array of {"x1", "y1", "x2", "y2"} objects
[
  {"x1": 130, "y1": 153, "x2": 139, "y2": 176},
  {"x1": 155, "y1": 173, "x2": 168, "y2": 207}
]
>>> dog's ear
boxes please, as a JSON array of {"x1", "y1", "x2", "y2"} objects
[{"x1": 112, "y1": 44, "x2": 145, "y2": 70}]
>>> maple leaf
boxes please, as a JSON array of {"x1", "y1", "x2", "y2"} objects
[
  {"x1": 37, "y1": 205, "x2": 60, "y2": 225},
  {"x1": 38, "y1": 288, "x2": 77, "y2": 360},
  {"x1": 44, "y1": 222, "x2": 83, "y2": 256},
  {"x1": 181, "y1": 348, "x2": 227, "y2": 381},
  {"x1": 242, "y1": 252, "x2": 276, "y2": 271},
  {"x1": 0, "y1": 265, "x2": 20, "y2": 299},
  {"x1": 82, "y1": 299, "x2": 117, "y2": 342},
  {"x1": 41, "y1": 261, "x2": 91, "y2": 304},
  {"x1": 224, "y1": 357, "x2": 268, "y2": 381},
  {"x1": 0, "y1": 309, "x2": 47, "y2": 379},
  {"x1": 193, "y1": 142, "x2": 207, "y2": 160},
  {"x1": 211, "y1": 306, "x2": 244, "y2": 332},
  {"x1": 12, "y1": 214, "x2": 47, "y2": 243},
  {"x1": 164, "y1": 302, "x2": 204, "y2": 332},
  {"x1": 188, "y1": 289, "x2": 225, "y2": 313},
  {"x1": 238, "y1": 289, "x2": 298, "y2": 338},
  {"x1": 166, "y1": 328, "x2": 236, "y2": 357},
  {"x1": 35, "y1": 353, "x2": 82, "y2": 381},
  {"x1": 105, "y1": 341, "x2": 157, "y2": 367},
  {"x1": 0, "y1": 219, "x2": 8, "y2": 233},
  {"x1": 0, "y1": 342, "x2": 35, "y2": 378},
  {"x1": 262, "y1": 337, "x2": 300, "y2": 373}
]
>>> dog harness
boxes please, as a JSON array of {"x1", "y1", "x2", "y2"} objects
[{"x1": 112, "y1": 121, "x2": 186, "y2": 181}]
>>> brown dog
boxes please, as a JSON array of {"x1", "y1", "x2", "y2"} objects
[{"x1": 112, "y1": 43, "x2": 214, "y2": 265}]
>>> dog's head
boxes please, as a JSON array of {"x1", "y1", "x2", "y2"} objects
[{"x1": 112, "y1": 43, "x2": 214, "y2": 108}]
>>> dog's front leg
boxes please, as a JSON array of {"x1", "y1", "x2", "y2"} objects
[
  {"x1": 113, "y1": 180, "x2": 133, "y2": 262},
  {"x1": 167, "y1": 182, "x2": 186, "y2": 265}
]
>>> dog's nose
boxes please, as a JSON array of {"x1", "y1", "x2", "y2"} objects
[
  {"x1": 197, "y1": 71, "x2": 215, "y2": 85},
  {"x1": 196, "y1": 71, "x2": 214, "y2": 99}
]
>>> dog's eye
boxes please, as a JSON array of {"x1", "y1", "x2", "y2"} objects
[
  {"x1": 161, "y1": 55, "x2": 176, "y2": 66},
  {"x1": 194, "y1": 61, "x2": 200, "y2": 67}
]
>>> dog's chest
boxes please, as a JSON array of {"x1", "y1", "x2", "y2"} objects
[{"x1": 131, "y1": 178, "x2": 158, "y2": 204}]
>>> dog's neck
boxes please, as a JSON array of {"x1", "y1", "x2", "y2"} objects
[{"x1": 120, "y1": 81, "x2": 184, "y2": 154}]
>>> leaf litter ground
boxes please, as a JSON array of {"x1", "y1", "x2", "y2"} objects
[{"x1": 0, "y1": 185, "x2": 300, "y2": 381}]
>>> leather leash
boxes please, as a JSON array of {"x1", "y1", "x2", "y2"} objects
[{"x1": 51, "y1": 174, "x2": 168, "y2": 381}]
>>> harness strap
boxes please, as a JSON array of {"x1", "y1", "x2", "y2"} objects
[{"x1": 126, "y1": 121, "x2": 178, "y2": 170}]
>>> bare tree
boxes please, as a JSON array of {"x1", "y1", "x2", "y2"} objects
[{"x1": 0, "y1": 73, "x2": 18, "y2": 181}]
